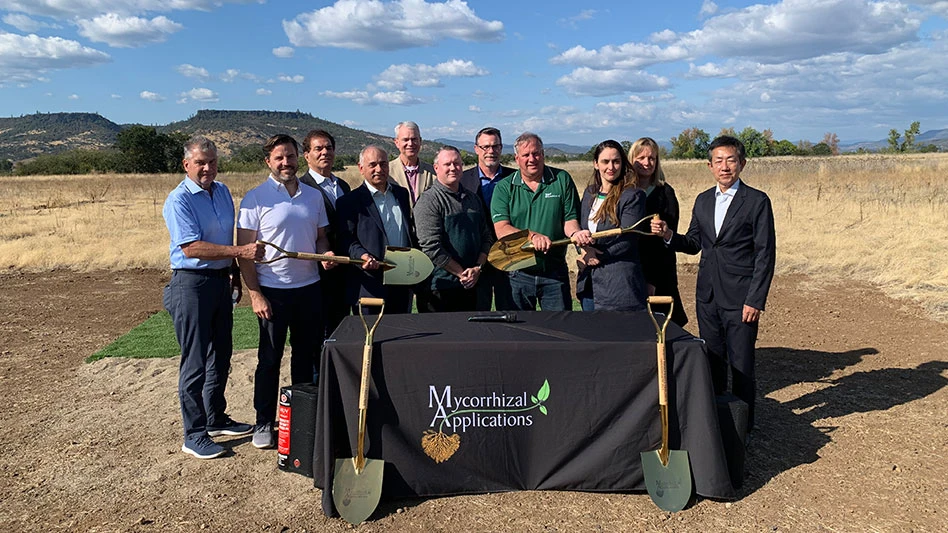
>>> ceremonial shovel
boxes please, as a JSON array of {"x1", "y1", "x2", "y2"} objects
[
  {"x1": 332, "y1": 297, "x2": 386, "y2": 525},
  {"x1": 641, "y1": 295, "x2": 693, "y2": 512},
  {"x1": 487, "y1": 214, "x2": 657, "y2": 272},
  {"x1": 256, "y1": 240, "x2": 433, "y2": 285}
]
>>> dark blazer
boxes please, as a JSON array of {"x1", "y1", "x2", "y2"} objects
[
  {"x1": 576, "y1": 186, "x2": 648, "y2": 312},
  {"x1": 335, "y1": 181, "x2": 418, "y2": 309},
  {"x1": 299, "y1": 171, "x2": 352, "y2": 249},
  {"x1": 640, "y1": 183, "x2": 688, "y2": 326},
  {"x1": 670, "y1": 180, "x2": 776, "y2": 311}
]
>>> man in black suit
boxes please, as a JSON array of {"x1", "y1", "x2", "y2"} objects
[
  {"x1": 299, "y1": 129, "x2": 351, "y2": 338},
  {"x1": 336, "y1": 145, "x2": 417, "y2": 314},
  {"x1": 652, "y1": 136, "x2": 775, "y2": 427},
  {"x1": 460, "y1": 127, "x2": 516, "y2": 311}
]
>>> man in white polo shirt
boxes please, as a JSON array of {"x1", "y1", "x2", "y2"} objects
[{"x1": 236, "y1": 134, "x2": 335, "y2": 449}]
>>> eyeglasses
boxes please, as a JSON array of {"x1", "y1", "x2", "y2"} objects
[{"x1": 477, "y1": 144, "x2": 502, "y2": 151}]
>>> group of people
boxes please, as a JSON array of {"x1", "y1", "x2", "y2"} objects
[{"x1": 162, "y1": 122, "x2": 775, "y2": 460}]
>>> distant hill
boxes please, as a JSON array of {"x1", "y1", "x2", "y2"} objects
[
  {"x1": 0, "y1": 112, "x2": 122, "y2": 161},
  {"x1": 839, "y1": 128, "x2": 948, "y2": 152},
  {"x1": 0, "y1": 110, "x2": 438, "y2": 163}
]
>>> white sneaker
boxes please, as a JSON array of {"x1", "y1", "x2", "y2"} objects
[{"x1": 252, "y1": 423, "x2": 274, "y2": 449}]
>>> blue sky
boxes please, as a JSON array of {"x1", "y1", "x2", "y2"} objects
[{"x1": 1, "y1": 0, "x2": 947, "y2": 146}]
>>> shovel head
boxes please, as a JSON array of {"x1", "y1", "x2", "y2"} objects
[
  {"x1": 640, "y1": 449, "x2": 692, "y2": 512},
  {"x1": 382, "y1": 247, "x2": 434, "y2": 285},
  {"x1": 332, "y1": 457, "x2": 385, "y2": 524}
]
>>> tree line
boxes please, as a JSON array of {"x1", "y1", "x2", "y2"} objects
[{"x1": 2, "y1": 121, "x2": 939, "y2": 176}]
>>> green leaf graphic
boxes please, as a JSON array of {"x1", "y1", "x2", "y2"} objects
[
  {"x1": 531, "y1": 395, "x2": 538, "y2": 404},
  {"x1": 539, "y1": 405, "x2": 548, "y2": 415},
  {"x1": 537, "y1": 379, "x2": 550, "y2": 402}
]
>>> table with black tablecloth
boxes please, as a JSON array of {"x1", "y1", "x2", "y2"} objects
[{"x1": 314, "y1": 310, "x2": 736, "y2": 516}]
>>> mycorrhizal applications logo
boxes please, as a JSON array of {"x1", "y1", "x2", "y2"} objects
[{"x1": 421, "y1": 379, "x2": 551, "y2": 463}]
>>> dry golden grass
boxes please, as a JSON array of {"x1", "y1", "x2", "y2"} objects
[{"x1": 2, "y1": 153, "x2": 947, "y2": 320}]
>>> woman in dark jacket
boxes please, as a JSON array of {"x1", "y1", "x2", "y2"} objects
[
  {"x1": 630, "y1": 137, "x2": 688, "y2": 326},
  {"x1": 575, "y1": 140, "x2": 648, "y2": 312}
]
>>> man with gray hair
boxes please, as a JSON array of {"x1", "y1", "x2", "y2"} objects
[
  {"x1": 162, "y1": 136, "x2": 264, "y2": 459},
  {"x1": 414, "y1": 145, "x2": 492, "y2": 312},
  {"x1": 336, "y1": 145, "x2": 418, "y2": 314},
  {"x1": 389, "y1": 121, "x2": 435, "y2": 208},
  {"x1": 490, "y1": 132, "x2": 592, "y2": 311}
]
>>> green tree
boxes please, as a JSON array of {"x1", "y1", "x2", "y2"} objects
[
  {"x1": 901, "y1": 121, "x2": 920, "y2": 152},
  {"x1": 0, "y1": 159, "x2": 12, "y2": 174},
  {"x1": 887, "y1": 129, "x2": 902, "y2": 153},
  {"x1": 811, "y1": 142, "x2": 833, "y2": 156},
  {"x1": 773, "y1": 139, "x2": 797, "y2": 156},
  {"x1": 620, "y1": 140, "x2": 633, "y2": 154},
  {"x1": 738, "y1": 126, "x2": 773, "y2": 157},
  {"x1": 115, "y1": 125, "x2": 168, "y2": 173},
  {"x1": 669, "y1": 127, "x2": 710, "y2": 159}
]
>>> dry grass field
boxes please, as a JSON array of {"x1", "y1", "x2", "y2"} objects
[{"x1": 2, "y1": 152, "x2": 947, "y2": 320}]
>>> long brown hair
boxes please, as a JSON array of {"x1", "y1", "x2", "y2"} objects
[
  {"x1": 630, "y1": 137, "x2": 666, "y2": 187},
  {"x1": 587, "y1": 139, "x2": 633, "y2": 227}
]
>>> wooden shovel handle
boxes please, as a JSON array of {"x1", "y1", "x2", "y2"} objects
[
  {"x1": 657, "y1": 340, "x2": 668, "y2": 408},
  {"x1": 359, "y1": 297, "x2": 385, "y2": 307},
  {"x1": 358, "y1": 344, "x2": 372, "y2": 411},
  {"x1": 648, "y1": 296, "x2": 674, "y2": 305}
]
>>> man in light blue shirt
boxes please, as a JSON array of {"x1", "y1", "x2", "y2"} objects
[{"x1": 162, "y1": 136, "x2": 264, "y2": 459}]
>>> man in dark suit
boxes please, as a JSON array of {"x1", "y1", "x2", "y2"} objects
[
  {"x1": 460, "y1": 127, "x2": 516, "y2": 311},
  {"x1": 336, "y1": 145, "x2": 417, "y2": 314},
  {"x1": 299, "y1": 129, "x2": 351, "y2": 338},
  {"x1": 652, "y1": 136, "x2": 776, "y2": 427}
]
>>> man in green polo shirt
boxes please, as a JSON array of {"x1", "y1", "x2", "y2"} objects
[{"x1": 490, "y1": 132, "x2": 593, "y2": 310}]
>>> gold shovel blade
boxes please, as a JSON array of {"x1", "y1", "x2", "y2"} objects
[
  {"x1": 381, "y1": 247, "x2": 434, "y2": 285},
  {"x1": 332, "y1": 456, "x2": 385, "y2": 524},
  {"x1": 640, "y1": 449, "x2": 692, "y2": 512}
]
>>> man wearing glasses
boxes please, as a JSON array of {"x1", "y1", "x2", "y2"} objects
[{"x1": 461, "y1": 127, "x2": 516, "y2": 310}]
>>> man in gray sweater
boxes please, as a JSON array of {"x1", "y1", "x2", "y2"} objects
[{"x1": 413, "y1": 146, "x2": 493, "y2": 312}]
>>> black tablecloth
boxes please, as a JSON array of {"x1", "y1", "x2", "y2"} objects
[{"x1": 315, "y1": 311, "x2": 736, "y2": 516}]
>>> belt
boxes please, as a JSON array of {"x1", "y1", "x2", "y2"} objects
[{"x1": 173, "y1": 268, "x2": 232, "y2": 278}]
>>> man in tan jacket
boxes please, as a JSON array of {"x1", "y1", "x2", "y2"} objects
[{"x1": 389, "y1": 121, "x2": 435, "y2": 209}]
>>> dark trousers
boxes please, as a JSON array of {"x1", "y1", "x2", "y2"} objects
[
  {"x1": 319, "y1": 265, "x2": 350, "y2": 339},
  {"x1": 417, "y1": 287, "x2": 478, "y2": 313},
  {"x1": 163, "y1": 269, "x2": 232, "y2": 442},
  {"x1": 696, "y1": 299, "x2": 759, "y2": 427},
  {"x1": 508, "y1": 265, "x2": 571, "y2": 311},
  {"x1": 475, "y1": 264, "x2": 514, "y2": 311},
  {"x1": 255, "y1": 282, "x2": 324, "y2": 426}
]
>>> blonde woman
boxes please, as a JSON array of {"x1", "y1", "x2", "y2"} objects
[
  {"x1": 576, "y1": 140, "x2": 648, "y2": 311},
  {"x1": 631, "y1": 137, "x2": 688, "y2": 326}
]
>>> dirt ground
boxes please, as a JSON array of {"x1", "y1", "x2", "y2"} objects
[{"x1": 0, "y1": 266, "x2": 945, "y2": 532}]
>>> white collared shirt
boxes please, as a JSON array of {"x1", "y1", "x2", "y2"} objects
[
  {"x1": 714, "y1": 179, "x2": 741, "y2": 236},
  {"x1": 308, "y1": 169, "x2": 342, "y2": 207},
  {"x1": 238, "y1": 176, "x2": 329, "y2": 288}
]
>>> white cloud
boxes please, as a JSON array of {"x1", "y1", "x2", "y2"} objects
[
  {"x1": 2, "y1": 1, "x2": 259, "y2": 19},
  {"x1": 553, "y1": 0, "x2": 920, "y2": 69},
  {"x1": 556, "y1": 67, "x2": 671, "y2": 96},
  {"x1": 374, "y1": 59, "x2": 488, "y2": 90},
  {"x1": 76, "y1": 14, "x2": 183, "y2": 48},
  {"x1": 272, "y1": 46, "x2": 294, "y2": 58},
  {"x1": 0, "y1": 33, "x2": 110, "y2": 84},
  {"x1": 256, "y1": 88, "x2": 272, "y2": 95},
  {"x1": 911, "y1": 0, "x2": 948, "y2": 17},
  {"x1": 468, "y1": 105, "x2": 480, "y2": 112},
  {"x1": 278, "y1": 74, "x2": 304, "y2": 83},
  {"x1": 176, "y1": 63, "x2": 210, "y2": 81},
  {"x1": 342, "y1": 120, "x2": 359, "y2": 127},
  {"x1": 320, "y1": 89, "x2": 424, "y2": 105},
  {"x1": 179, "y1": 87, "x2": 219, "y2": 102},
  {"x1": 139, "y1": 90, "x2": 165, "y2": 101},
  {"x1": 221, "y1": 69, "x2": 259, "y2": 82},
  {"x1": 283, "y1": 0, "x2": 504, "y2": 50},
  {"x1": 558, "y1": 9, "x2": 596, "y2": 29},
  {"x1": 111, "y1": 93, "x2": 121, "y2": 98},
  {"x1": 67, "y1": 93, "x2": 79, "y2": 100},
  {"x1": 2, "y1": 13, "x2": 60, "y2": 32},
  {"x1": 699, "y1": 1, "x2": 718, "y2": 18}
]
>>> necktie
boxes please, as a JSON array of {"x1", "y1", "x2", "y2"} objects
[{"x1": 405, "y1": 166, "x2": 419, "y2": 201}]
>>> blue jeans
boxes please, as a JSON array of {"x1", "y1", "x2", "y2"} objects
[
  {"x1": 163, "y1": 269, "x2": 233, "y2": 442},
  {"x1": 508, "y1": 266, "x2": 571, "y2": 311}
]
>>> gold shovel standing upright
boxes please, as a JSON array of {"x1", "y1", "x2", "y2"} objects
[
  {"x1": 332, "y1": 297, "x2": 386, "y2": 525},
  {"x1": 641, "y1": 296, "x2": 693, "y2": 512}
]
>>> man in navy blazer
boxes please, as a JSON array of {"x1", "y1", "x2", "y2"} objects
[
  {"x1": 336, "y1": 145, "x2": 417, "y2": 314},
  {"x1": 652, "y1": 136, "x2": 776, "y2": 427},
  {"x1": 460, "y1": 127, "x2": 516, "y2": 311}
]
